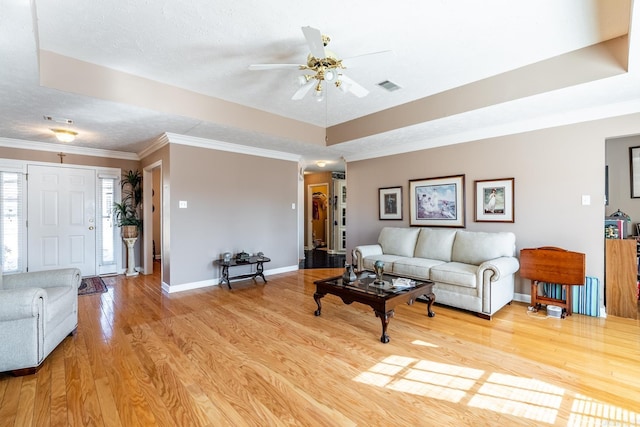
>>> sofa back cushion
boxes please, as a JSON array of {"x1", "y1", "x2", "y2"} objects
[
  {"x1": 414, "y1": 228, "x2": 457, "y2": 261},
  {"x1": 378, "y1": 227, "x2": 421, "y2": 257},
  {"x1": 452, "y1": 230, "x2": 516, "y2": 265}
]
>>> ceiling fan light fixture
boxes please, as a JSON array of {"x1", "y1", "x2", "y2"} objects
[
  {"x1": 51, "y1": 128, "x2": 78, "y2": 143},
  {"x1": 325, "y1": 69, "x2": 335, "y2": 81}
]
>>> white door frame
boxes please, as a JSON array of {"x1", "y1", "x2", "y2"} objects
[{"x1": 142, "y1": 160, "x2": 162, "y2": 278}]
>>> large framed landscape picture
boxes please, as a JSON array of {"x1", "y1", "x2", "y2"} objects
[
  {"x1": 474, "y1": 178, "x2": 514, "y2": 222},
  {"x1": 409, "y1": 175, "x2": 465, "y2": 227}
]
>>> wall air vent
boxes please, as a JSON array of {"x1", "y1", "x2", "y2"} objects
[{"x1": 377, "y1": 80, "x2": 401, "y2": 92}]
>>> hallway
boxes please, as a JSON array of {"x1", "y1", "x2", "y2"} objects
[{"x1": 298, "y1": 249, "x2": 346, "y2": 269}]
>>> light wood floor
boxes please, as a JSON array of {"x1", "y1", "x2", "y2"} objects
[{"x1": 1, "y1": 267, "x2": 639, "y2": 426}]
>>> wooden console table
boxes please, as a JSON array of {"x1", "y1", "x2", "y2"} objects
[
  {"x1": 520, "y1": 246, "x2": 585, "y2": 318},
  {"x1": 214, "y1": 256, "x2": 270, "y2": 289}
]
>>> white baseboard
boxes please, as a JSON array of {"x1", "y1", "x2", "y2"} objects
[
  {"x1": 513, "y1": 292, "x2": 607, "y2": 317},
  {"x1": 513, "y1": 292, "x2": 530, "y2": 304},
  {"x1": 162, "y1": 264, "x2": 299, "y2": 294}
]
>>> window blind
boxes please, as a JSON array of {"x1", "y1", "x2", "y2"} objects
[{"x1": 0, "y1": 171, "x2": 24, "y2": 273}]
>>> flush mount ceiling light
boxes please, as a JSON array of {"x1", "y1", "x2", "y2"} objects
[
  {"x1": 50, "y1": 128, "x2": 78, "y2": 143},
  {"x1": 316, "y1": 161, "x2": 327, "y2": 168},
  {"x1": 249, "y1": 26, "x2": 390, "y2": 101}
]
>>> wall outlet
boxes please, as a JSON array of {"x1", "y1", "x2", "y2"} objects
[{"x1": 179, "y1": 200, "x2": 188, "y2": 208}]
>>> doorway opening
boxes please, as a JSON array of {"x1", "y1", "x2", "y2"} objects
[{"x1": 308, "y1": 183, "x2": 329, "y2": 249}]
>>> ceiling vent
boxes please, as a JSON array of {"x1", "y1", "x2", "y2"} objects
[{"x1": 377, "y1": 80, "x2": 401, "y2": 92}]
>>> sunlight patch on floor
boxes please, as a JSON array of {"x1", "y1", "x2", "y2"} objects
[
  {"x1": 353, "y1": 354, "x2": 640, "y2": 425},
  {"x1": 568, "y1": 393, "x2": 639, "y2": 426},
  {"x1": 411, "y1": 339, "x2": 439, "y2": 348}
]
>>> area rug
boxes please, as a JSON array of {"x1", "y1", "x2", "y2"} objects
[{"x1": 78, "y1": 276, "x2": 108, "y2": 296}]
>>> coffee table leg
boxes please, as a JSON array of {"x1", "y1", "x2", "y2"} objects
[
  {"x1": 314, "y1": 292, "x2": 325, "y2": 316},
  {"x1": 375, "y1": 309, "x2": 394, "y2": 343},
  {"x1": 424, "y1": 292, "x2": 436, "y2": 317}
]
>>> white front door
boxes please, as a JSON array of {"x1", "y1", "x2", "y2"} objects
[{"x1": 27, "y1": 164, "x2": 96, "y2": 276}]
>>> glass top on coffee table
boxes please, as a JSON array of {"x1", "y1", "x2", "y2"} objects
[{"x1": 333, "y1": 271, "x2": 427, "y2": 296}]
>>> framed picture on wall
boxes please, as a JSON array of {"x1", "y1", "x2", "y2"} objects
[
  {"x1": 409, "y1": 175, "x2": 465, "y2": 227},
  {"x1": 474, "y1": 178, "x2": 515, "y2": 222},
  {"x1": 379, "y1": 186, "x2": 402, "y2": 220}
]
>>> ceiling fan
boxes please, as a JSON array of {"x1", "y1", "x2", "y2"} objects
[{"x1": 249, "y1": 26, "x2": 389, "y2": 101}]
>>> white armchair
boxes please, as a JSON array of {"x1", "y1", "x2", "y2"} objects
[{"x1": 0, "y1": 268, "x2": 81, "y2": 375}]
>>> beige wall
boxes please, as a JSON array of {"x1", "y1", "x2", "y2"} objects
[
  {"x1": 346, "y1": 113, "x2": 640, "y2": 298},
  {"x1": 0, "y1": 146, "x2": 140, "y2": 171},
  {"x1": 156, "y1": 143, "x2": 298, "y2": 288}
]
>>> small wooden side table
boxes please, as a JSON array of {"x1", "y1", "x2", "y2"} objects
[
  {"x1": 520, "y1": 246, "x2": 585, "y2": 318},
  {"x1": 214, "y1": 256, "x2": 270, "y2": 289}
]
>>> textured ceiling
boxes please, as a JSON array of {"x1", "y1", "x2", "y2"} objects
[{"x1": 0, "y1": 0, "x2": 637, "y2": 171}]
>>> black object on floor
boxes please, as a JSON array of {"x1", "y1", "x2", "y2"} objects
[{"x1": 299, "y1": 249, "x2": 346, "y2": 269}]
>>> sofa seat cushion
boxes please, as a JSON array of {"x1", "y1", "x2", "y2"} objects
[
  {"x1": 377, "y1": 227, "x2": 421, "y2": 257},
  {"x1": 44, "y1": 286, "x2": 76, "y2": 328},
  {"x1": 430, "y1": 262, "x2": 477, "y2": 288},
  {"x1": 392, "y1": 257, "x2": 446, "y2": 279}
]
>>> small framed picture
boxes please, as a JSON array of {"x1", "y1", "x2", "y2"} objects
[
  {"x1": 409, "y1": 175, "x2": 465, "y2": 227},
  {"x1": 379, "y1": 186, "x2": 402, "y2": 220},
  {"x1": 474, "y1": 178, "x2": 515, "y2": 223}
]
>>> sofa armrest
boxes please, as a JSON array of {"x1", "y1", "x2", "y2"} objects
[
  {"x1": 478, "y1": 257, "x2": 520, "y2": 282},
  {"x1": 3, "y1": 268, "x2": 81, "y2": 291},
  {"x1": 352, "y1": 244, "x2": 383, "y2": 271},
  {"x1": 0, "y1": 288, "x2": 46, "y2": 321}
]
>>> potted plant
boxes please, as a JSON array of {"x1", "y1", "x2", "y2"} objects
[{"x1": 113, "y1": 169, "x2": 142, "y2": 238}]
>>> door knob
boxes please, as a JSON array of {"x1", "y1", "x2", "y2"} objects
[{"x1": 88, "y1": 226, "x2": 94, "y2": 230}]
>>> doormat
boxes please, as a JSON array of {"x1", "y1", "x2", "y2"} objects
[{"x1": 78, "y1": 276, "x2": 108, "y2": 296}]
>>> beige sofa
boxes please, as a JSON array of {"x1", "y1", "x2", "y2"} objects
[{"x1": 352, "y1": 227, "x2": 519, "y2": 319}]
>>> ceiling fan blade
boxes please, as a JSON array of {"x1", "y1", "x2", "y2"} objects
[
  {"x1": 292, "y1": 79, "x2": 316, "y2": 100},
  {"x1": 341, "y1": 50, "x2": 393, "y2": 68},
  {"x1": 339, "y1": 74, "x2": 369, "y2": 98},
  {"x1": 301, "y1": 26, "x2": 326, "y2": 58},
  {"x1": 249, "y1": 64, "x2": 301, "y2": 71}
]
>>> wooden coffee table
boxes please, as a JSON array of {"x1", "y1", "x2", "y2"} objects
[{"x1": 313, "y1": 272, "x2": 435, "y2": 343}]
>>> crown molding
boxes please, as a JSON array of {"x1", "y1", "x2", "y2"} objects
[
  {"x1": 165, "y1": 133, "x2": 301, "y2": 162},
  {"x1": 0, "y1": 137, "x2": 140, "y2": 160},
  {"x1": 137, "y1": 133, "x2": 170, "y2": 159}
]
